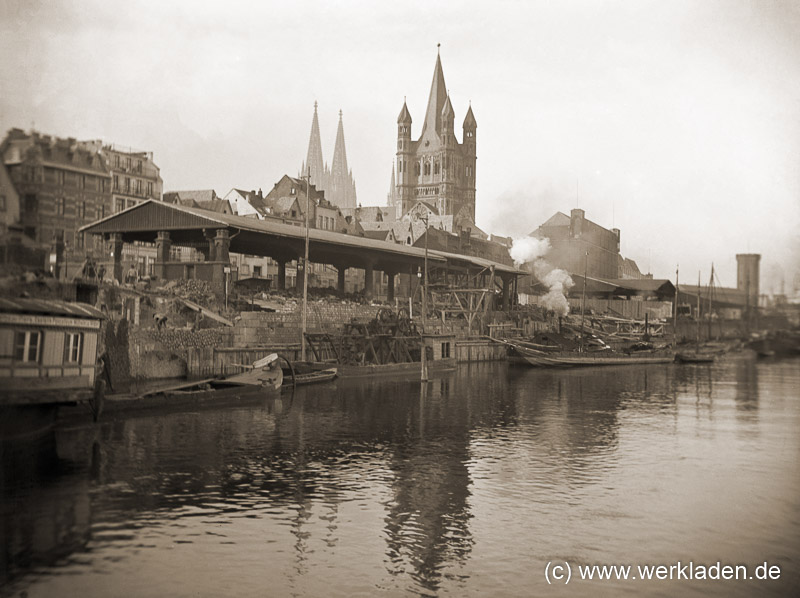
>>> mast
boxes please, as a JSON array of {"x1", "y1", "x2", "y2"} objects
[
  {"x1": 696, "y1": 270, "x2": 701, "y2": 352},
  {"x1": 580, "y1": 251, "x2": 588, "y2": 352},
  {"x1": 707, "y1": 264, "x2": 714, "y2": 341},
  {"x1": 301, "y1": 168, "x2": 310, "y2": 361},
  {"x1": 673, "y1": 265, "x2": 679, "y2": 346}
]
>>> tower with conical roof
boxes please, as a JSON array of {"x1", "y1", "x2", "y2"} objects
[
  {"x1": 394, "y1": 47, "x2": 477, "y2": 222},
  {"x1": 300, "y1": 104, "x2": 357, "y2": 210}
]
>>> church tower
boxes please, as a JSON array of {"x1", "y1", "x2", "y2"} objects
[{"x1": 394, "y1": 48, "x2": 477, "y2": 222}]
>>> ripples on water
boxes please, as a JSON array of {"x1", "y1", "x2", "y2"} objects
[{"x1": 2, "y1": 357, "x2": 799, "y2": 597}]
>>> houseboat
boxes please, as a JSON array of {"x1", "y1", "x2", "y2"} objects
[{"x1": 0, "y1": 298, "x2": 105, "y2": 437}]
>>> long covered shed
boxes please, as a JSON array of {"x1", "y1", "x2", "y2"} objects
[{"x1": 80, "y1": 200, "x2": 522, "y2": 305}]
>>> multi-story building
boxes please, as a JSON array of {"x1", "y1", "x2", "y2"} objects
[
  {"x1": 393, "y1": 50, "x2": 477, "y2": 222},
  {"x1": 78, "y1": 142, "x2": 162, "y2": 212},
  {"x1": 1, "y1": 129, "x2": 112, "y2": 276},
  {"x1": 533, "y1": 209, "x2": 622, "y2": 280}
]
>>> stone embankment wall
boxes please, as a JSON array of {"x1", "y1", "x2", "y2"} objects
[{"x1": 129, "y1": 327, "x2": 233, "y2": 379}]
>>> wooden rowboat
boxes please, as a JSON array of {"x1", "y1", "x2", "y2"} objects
[{"x1": 505, "y1": 339, "x2": 674, "y2": 368}]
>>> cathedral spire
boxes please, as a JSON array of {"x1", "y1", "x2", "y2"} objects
[
  {"x1": 387, "y1": 163, "x2": 397, "y2": 207},
  {"x1": 329, "y1": 109, "x2": 357, "y2": 209},
  {"x1": 304, "y1": 101, "x2": 326, "y2": 190},
  {"x1": 420, "y1": 48, "x2": 448, "y2": 138}
]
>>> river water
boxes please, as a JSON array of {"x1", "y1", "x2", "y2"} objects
[{"x1": 2, "y1": 356, "x2": 799, "y2": 597}]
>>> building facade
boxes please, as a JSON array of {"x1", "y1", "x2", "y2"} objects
[
  {"x1": 1, "y1": 129, "x2": 112, "y2": 275},
  {"x1": 533, "y1": 209, "x2": 621, "y2": 280},
  {"x1": 394, "y1": 51, "x2": 477, "y2": 222},
  {"x1": 81, "y1": 142, "x2": 163, "y2": 212}
]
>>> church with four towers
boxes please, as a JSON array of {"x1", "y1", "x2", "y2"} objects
[{"x1": 390, "y1": 50, "x2": 477, "y2": 223}]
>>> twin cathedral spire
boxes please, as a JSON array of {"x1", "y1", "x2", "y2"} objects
[{"x1": 300, "y1": 102, "x2": 357, "y2": 210}]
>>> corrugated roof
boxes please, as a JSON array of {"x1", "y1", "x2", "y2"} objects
[{"x1": 0, "y1": 298, "x2": 105, "y2": 319}]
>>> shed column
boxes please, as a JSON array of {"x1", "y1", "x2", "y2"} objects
[
  {"x1": 502, "y1": 274, "x2": 511, "y2": 311},
  {"x1": 154, "y1": 230, "x2": 170, "y2": 280},
  {"x1": 386, "y1": 270, "x2": 396, "y2": 302},
  {"x1": 109, "y1": 233, "x2": 124, "y2": 283},
  {"x1": 277, "y1": 258, "x2": 287, "y2": 290},
  {"x1": 212, "y1": 229, "x2": 231, "y2": 285},
  {"x1": 337, "y1": 265, "x2": 347, "y2": 293},
  {"x1": 364, "y1": 260, "x2": 374, "y2": 301},
  {"x1": 202, "y1": 229, "x2": 216, "y2": 261}
]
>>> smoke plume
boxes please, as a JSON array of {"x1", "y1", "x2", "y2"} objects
[{"x1": 512, "y1": 236, "x2": 574, "y2": 316}]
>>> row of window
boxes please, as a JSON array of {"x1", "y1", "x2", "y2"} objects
[
  {"x1": 113, "y1": 155, "x2": 144, "y2": 174},
  {"x1": 42, "y1": 167, "x2": 108, "y2": 192},
  {"x1": 11, "y1": 330, "x2": 83, "y2": 364},
  {"x1": 397, "y1": 158, "x2": 473, "y2": 180},
  {"x1": 113, "y1": 175, "x2": 154, "y2": 197},
  {"x1": 25, "y1": 194, "x2": 108, "y2": 220}
]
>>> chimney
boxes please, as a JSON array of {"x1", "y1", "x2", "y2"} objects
[
  {"x1": 258, "y1": 188, "x2": 262, "y2": 198},
  {"x1": 570, "y1": 208, "x2": 585, "y2": 237},
  {"x1": 612, "y1": 228, "x2": 620, "y2": 252}
]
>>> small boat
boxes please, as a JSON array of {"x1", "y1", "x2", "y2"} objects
[
  {"x1": 504, "y1": 339, "x2": 674, "y2": 368},
  {"x1": 216, "y1": 353, "x2": 284, "y2": 389},
  {"x1": 675, "y1": 352, "x2": 715, "y2": 364},
  {"x1": 281, "y1": 361, "x2": 339, "y2": 387}
]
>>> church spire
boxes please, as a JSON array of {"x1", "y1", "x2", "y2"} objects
[
  {"x1": 387, "y1": 163, "x2": 397, "y2": 207},
  {"x1": 303, "y1": 101, "x2": 326, "y2": 190},
  {"x1": 420, "y1": 47, "x2": 448, "y2": 138},
  {"x1": 329, "y1": 109, "x2": 357, "y2": 209}
]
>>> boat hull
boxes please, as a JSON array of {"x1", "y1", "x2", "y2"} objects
[{"x1": 509, "y1": 343, "x2": 674, "y2": 368}]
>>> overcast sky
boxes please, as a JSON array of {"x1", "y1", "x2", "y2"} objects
[{"x1": 1, "y1": 0, "x2": 798, "y2": 291}]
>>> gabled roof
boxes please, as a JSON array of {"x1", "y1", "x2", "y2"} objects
[
  {"x1": 196, "y1": 199, "x2": 232, "y2": 214},
  {"x1": 164, "y1": 189, "x2": 218, "y2": 204},
  {"x1": 0, "y1": 297, "x2": 105, "y2": 320},
  {"x1": 540, "y1": 212, "x2": 571, "y2": 228}
]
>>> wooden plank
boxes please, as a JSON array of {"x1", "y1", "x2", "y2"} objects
[{"x1": 179, "y1": 299, "x2": 234, "y2": 327}]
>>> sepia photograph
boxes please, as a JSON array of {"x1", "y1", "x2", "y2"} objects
[{"x1": 1, "y1": 1, "x2": 798, "y2": 596}]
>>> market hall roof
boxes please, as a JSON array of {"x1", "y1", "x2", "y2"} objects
[{"x1": 80, "y1": 200, "x2": 524, "y2": 276}]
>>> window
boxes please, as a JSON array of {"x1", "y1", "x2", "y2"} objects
[
  {"x1": 100, "y1": 178, "x2": 106, "y2": 193},
  {"x1": 77, "y1": 232, "x2": 84, "y2": 249},
  {"x1": 318, "y1": 215, "x2": 323, "y2": 228},
  {"x1": 14, "y1": 331, "x2": 41, "y2": 363},
  {"x1": 78, "y1": 201, "x2": 85, "y2": 219},
  {"x1": 101, "y1": 204, "x2": 106, "y2": 218},
  {"x1": 0, "y1": 195, "x2": 5, "y2": 211},
  {"x1": 124, "y1": 177, "x2": 130, "y2": 192},
  {"x1": 137, "y1": 160, "x2": 143, "y2": 173},
  {"x1": 441, "y1": 342, "x2": 451, "y2": 359},
  {"x1": 113, "y1": 175, "x2": 119, "y2": 190},
  {"x1": 114, "y1": 155, "x2": 120, "y2": 168},
  {"x1": 64, "y1": 332, "x2": 83, "y2": 363},
  {"x1": 115, "y1": 198, "x2": 125, "y2": 212},
  {"x1": 147, "y1": 182, "x2": 153, "y2": 197},
  {"x1": 253, "y1": 265, "x2": 262, "y2": 277},
  {"x1": 80, "y1": 175, "x2": 86, "y2": 189},
  {"x1": 136, "y1": 179, "x2": 142, "y2": 195},
  {"x1": 55, "y1": 196, "x2": 65, "y2": 215},
  {"x1": 290, "y1": 187, "x2": 296, "y2": 194},
  {"x1": 24, "y1": 194, "x2": 37, "y2": 214}
]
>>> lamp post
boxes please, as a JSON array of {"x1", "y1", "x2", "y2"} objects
[{"x1": 414, "y1": 213, "x2": 429, "y2": 382}]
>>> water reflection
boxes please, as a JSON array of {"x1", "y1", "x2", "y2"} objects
[{"x1": 2, "y1": 357, "x2": 799, "y2": 597}]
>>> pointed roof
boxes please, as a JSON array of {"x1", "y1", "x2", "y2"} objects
[
  {"x1": 387, "y1": 163, "x2": 397, "y2": 207},
  {"x1": 441, "y1": 93, "x2": 454, "y2": 122},
  {"x1": 397, "y1": 100, "x2": 412, "y2": 124},
  {"x1": 463, "y1": 104, "x2": 477, "y2": 128},
  {"x1": 420, "y1": 52, "x2": 448, "y2": 138},
  {"x1": 304, "y1": 101, "x2": 325, "y2": 190},
  {"x1": 329, "y1": 110, "x2": 357, "y2": 209}
]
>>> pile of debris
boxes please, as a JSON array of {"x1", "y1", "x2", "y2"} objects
[{"x1": 161, "y1": 279, "x2": 219, "y2": 308}]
